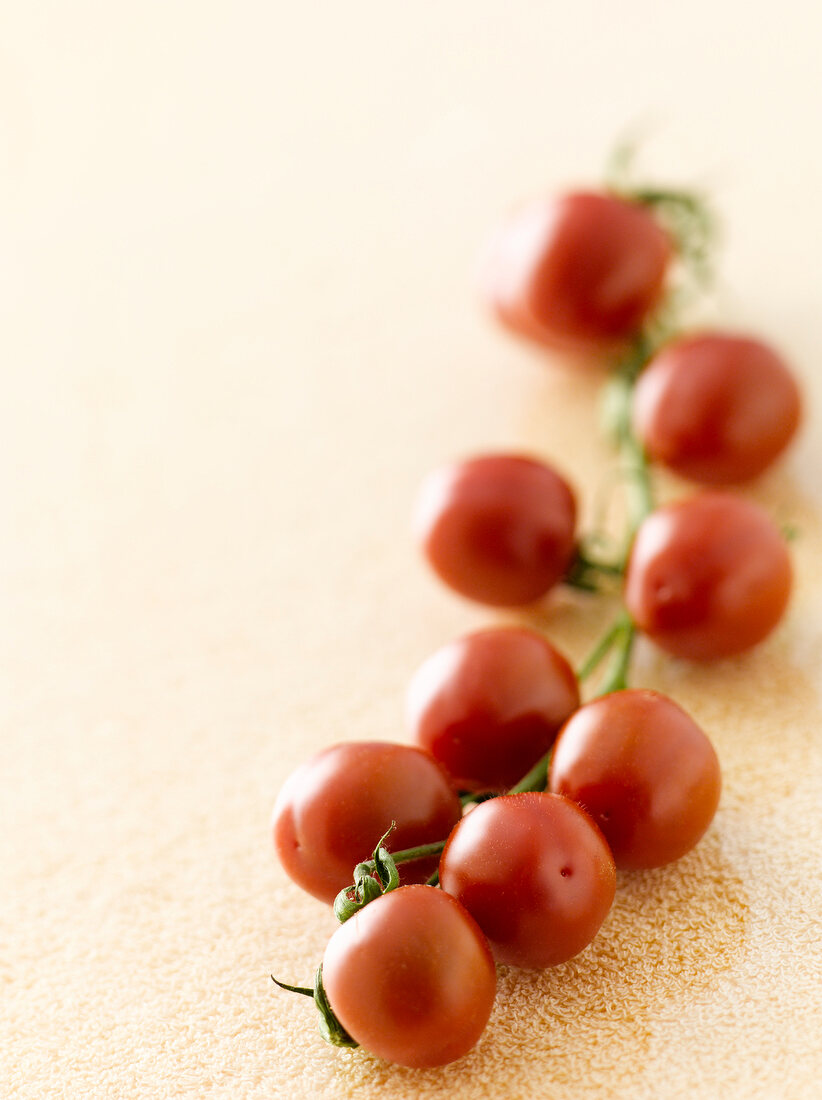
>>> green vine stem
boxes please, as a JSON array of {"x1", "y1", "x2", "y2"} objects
[
  {"x1": 575, "y1": 615, "x2": 629, "y2": 682},
  {"x1": 572, "y1": 333, "x2": 658, "y2": 695},
  {"x1": 354, "y1": 838, "x2": 446, "y2": 871},
  {"x1": 507, "y1": 750, "x2": 553, "y2": 795},
  {"x1": 593, "y1": 613, "x2": 636, "y2": 696}
]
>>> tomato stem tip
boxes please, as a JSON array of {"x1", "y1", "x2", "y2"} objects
[{"x1": 270, "y1": 970, "x2": 359, "y2": 1049}]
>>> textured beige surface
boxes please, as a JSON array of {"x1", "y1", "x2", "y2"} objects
[{"x1": 2, "y1": 3, "x2": 822, "y2": 1098}]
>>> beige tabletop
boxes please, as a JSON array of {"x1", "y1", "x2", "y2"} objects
[{"x1": 3, "y1": 3, "x2": 821, "y2": 1098}]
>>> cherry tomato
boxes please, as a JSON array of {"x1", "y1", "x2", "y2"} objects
[
  {"x1": 414, "y1": 453, "x2": 577, "y2": 607},
  {"x1": 624, "y1": 492, "x2": 792, "y2": 660},
  {"x1": 272, "y1": 742, "x2": 462, "y2": 903},
  {"x1": 322, "y1": 885, "x2": 497, "y2": 1067},
  {"x1": 482, "y1": 191, "x2": 671, "y2": 356},
  {"x1": 438, "y1": 792, "x2": 615, "y2": 968},
  {"x1": 549, "y1": 689, "x2": 721, "y2": 870},
  {"x1": 406, "y1": 627, "x2": 579, "y2": 793},
  {"x1": 633, "y1": 332, "x2": 802, "y2": 484}
]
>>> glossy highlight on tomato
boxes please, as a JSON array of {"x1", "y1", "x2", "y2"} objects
[
  {"x1": 414, "y1": 453, "x2": 577, "y2": 607},
  {"x1": 406, "y1": 626, "x2": 579, "y2": 793},
  {"x1": 482, "y1": 191, "x2": 671, "y2": 356},
  {"x1": 272, "y1": 742, "x2": 462, "y2": 903},
  {"x1": 624, "y1": 492, "x2": 792, "y2": 660},
  {"x1": 633, "y1": 332, "x2": 802, "y2": 484},
  {"x1": 439, "y1": 792, "x2": 615, "y2": 968},
  {"x1": 322, "y1": 885, "x2": 497, "y2": 1068},
  {"x1": 550, "y1": 689, "x2": 721, "y2": 869}
]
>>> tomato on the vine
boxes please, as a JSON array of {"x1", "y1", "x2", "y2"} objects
[
  {"x1": 549, "y1": 689, "x2": 721, "y2": 869},
  {"x1": 633, "y1": 332, "x2": 801, "y2": 484},
  {"x1": 414, "y1": 453, "x2": 577, "y2": 607},
  {"x1": 322, "y1": 885, "x2": 497, "y2": 1068},
  {"x1": 272, "y1": 742, "x2": 462, "y2": 903},
  {"x1": 439, "y1": 792, "x2": 615, "y2": 968},
  {"x1": 406, "y1": 626, "x2": 579, "y2": 792},
  {"x1": 482, "y1": 191, "x2": 671, "y2": 356},
  {"x1": 624, "y1": 492, "x2": 792, "y2": 660}
]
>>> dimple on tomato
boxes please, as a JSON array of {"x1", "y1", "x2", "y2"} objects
[
  {"x1": 272, "y1": 742, "x2": 462, "y2": 903},
  {"x1": 322, "y1": 885, "x2": 497, "y2": 1068},
  {"x1": 482, "y1": 191, "x2": 671, "y2": 356},
  {"x1": 624, "y1": 492, "x2": 792, "y2": 660},
  {"x1": 438, "y1": 792, "x2": 615, "y2": 968},
  {"x1": 549, "y1": 689, "x2": 721, "y2": 869},
  {"x1": 406, "y1": 626, "x2": 579, "y2": 793},
  {"x1": 633, "y1": 332, "x2": 801, "y2": 484},
  {"x1": 414, "y1": 453, "x2": 577, "y2": 607}
]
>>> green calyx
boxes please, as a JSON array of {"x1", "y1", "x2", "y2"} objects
[
  {"x1": 312, "y1": 965, "x2": 358, "y2": 1048},
  {"x1": 333, "y1": 823, "x2": 401, "y2": 923},
  {"x1": 605, "y1": 137, "x2": 716, "y2": 296},
  {"x1": 271, "y1": 966, "x2": 358, "y2": 1049}
]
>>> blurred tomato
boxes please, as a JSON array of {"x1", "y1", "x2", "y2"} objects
[
  {"x1": 439, "y1": 792, "x2": 615, "y2": 968},
  {"x1": 414, "y1": 453, "x2": 576, "y2": 606},
  {"x1": 407, "y1": 626, "x2": 579, "y2": 792},
  {"x1": 550, "y1": 689, "x2": 721, "y2": 869},
  {"x1": 482, "y1": 191, "x2": 671, "y2": 356},
  {"x1": 322, "y1": 885, "x2": 497, "y2": 1067},
  {"x1": 624, "y1": 492, "x2": 792, "y2": 659},
  {"x1": 633, "y1": 332, "x2": 801, "y2": 484}
]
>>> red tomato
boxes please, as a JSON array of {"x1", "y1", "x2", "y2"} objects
[
  {"x1": 439, "y1": 792, "x2": 615, "y2": 968},
  {"x1": 482, "y1": 191, "x2": 671, "y2": 356},
  {"x1": 624, "y1": 492, "x2": 792, "y2": 660},
  {"x1": 414, "y1": 453, "x2": 577, "y2": 607},
  {"x1": 549, "y1": 689, "x2": 721, "y2": 869},
  {"x1": 633, "y1": 332, "x2": 802, "y2": 484},
  {"x1": 272, "y1": 742, "x2": 462, "y2": 903},
  {"x1": 406, "y1": 627, "x2": 579, "y2": 793},
  {"x1": 322, "y1": 885, "x2": 496, "y2": 1067}
]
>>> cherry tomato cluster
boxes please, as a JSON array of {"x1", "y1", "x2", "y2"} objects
[{"x1": 270, "y1": 156, "x2": 799, "y2": 1070}]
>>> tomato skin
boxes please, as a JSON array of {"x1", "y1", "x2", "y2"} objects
[
  {"x1": 438, "y1": 792, "x2": 615, "y2": 968},
  {"x1": 624, "y1": 492, "x2": 792, "y2": 660},
  {"x1": 482, "y1": 191, "x2": 671, "y2": 356},
  {"x1": 406, "y1": 627, "x2": 579, "y2": 793},
  {"x1": 322, "y1": 885, "x2": 496, "y2": 1068},
  {"x1": 414, "y1": 454, "x2": 577, "y2": 607},
  {"x1": 272, "y1": 743, "x2": 462, "y2": 903},
  {"x1": 633, "y1": 332, "x2": 802, "y2": 484},
  {"x1": 549, "y1": 690, "x2": 721, "y2": 870}
]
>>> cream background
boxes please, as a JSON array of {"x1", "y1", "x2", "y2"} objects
[{"x1": 2, "y1": 3, "x2": 821, "y2": 1098}]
